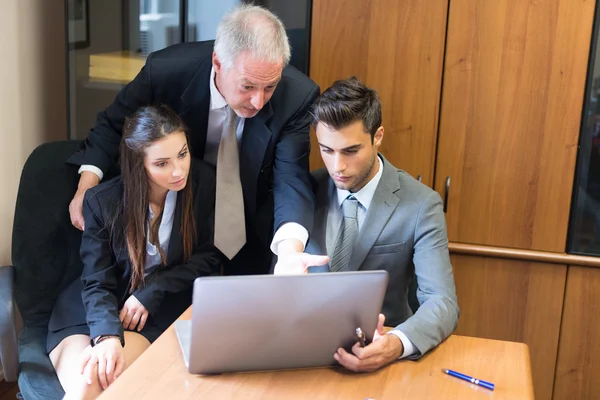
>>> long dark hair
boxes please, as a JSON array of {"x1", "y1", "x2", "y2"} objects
[{"x1": 118, "y1": 104, "x2": 196, "y2": 292}]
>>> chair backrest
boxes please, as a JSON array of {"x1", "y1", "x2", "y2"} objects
[{"x1": 12, "y1": 140, "x2": 84, "y2": 328}]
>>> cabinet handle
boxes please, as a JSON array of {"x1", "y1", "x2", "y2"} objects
[
  {"x1": 443, "y1": 176, "x2": 451, "y2": 213},
  {"x1": 417, "y1": 174, "x2": 422, "y2": 182}
]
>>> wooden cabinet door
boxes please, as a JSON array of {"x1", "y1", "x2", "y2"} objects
[
  {"x1": 553, "y1": 266, "x2": 600, "y2": 400},
  {"x1": 434, "y1": 0, "x2": 595, "y2": 251},
  {"x1": 452, "y1": 254, "x2": 567, "y2": 400},
  {"x1": 309, "y1": 0, "x2": 448, "y2": 186}
]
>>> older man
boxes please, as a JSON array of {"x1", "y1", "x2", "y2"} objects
[{"x1": 67, "y1": 5, "x2": 328, "y2": 275}]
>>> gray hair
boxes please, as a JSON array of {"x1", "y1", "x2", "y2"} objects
[{"x1": 214, "y1": 4, "x2": 291, "y2": 70}]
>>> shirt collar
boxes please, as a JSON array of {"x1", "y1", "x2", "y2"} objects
[
  {"x1": 148, "y1": 190, "x2": 177, "y2": 220},
  {"x1": 209, "y1": 66, "x2": 228, "y2": 110},
  {"x1": 336, "y1": 155, "x2": 383, "y2": 211}
]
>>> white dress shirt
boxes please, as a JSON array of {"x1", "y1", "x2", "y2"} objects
[
  {"x1": 328, "y1": 156, "x2": 416, "y2": 359},
  {"x1": 80, "y1": 66, "x2": 308, "y2": 255},
  {"x1": 144, "y1": 190, "x2": 177, "y2": 276},
  {"x1": 203, "y1": 67, "x2": 245, "y2": 164}
]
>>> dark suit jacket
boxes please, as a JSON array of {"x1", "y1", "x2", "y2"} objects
[
  {"x1": 67, "y1": 41, "x2": 319, "y2": 274},
  {"x1": 48, "y1": 159, "x2": 222, "y2": 342},
  {"x1": 305, "y1": 155, "x2": 459, "y2": 358}
]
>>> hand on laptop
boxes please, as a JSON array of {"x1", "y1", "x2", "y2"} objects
[
  {"x1": 273, "y1": 251, "x2": 329, "y2": 275},
  {"x1": 120, "y1": 295, "x2": 149, "y2": 331},
  {"x1": 333, "y1": 314, "x2": 404, "y2": 373}
]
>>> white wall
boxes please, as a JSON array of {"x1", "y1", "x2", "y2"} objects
[
  {"x1": 189, "y1": 0, "x2": 240, "y2": 41},
  {"x1": 0, "y1": 0, "x2": 67, "y2": 267}
]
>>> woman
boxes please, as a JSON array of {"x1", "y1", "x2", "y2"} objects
[{"x1": 47, "y1": 105, "x2": 222, "y2": 399}]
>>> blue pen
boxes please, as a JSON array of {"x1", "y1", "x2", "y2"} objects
[{"x1": 442, "y1": 369, "x2": 495, "y2": 391}]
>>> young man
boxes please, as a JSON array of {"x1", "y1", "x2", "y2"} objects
[
  {"x1": 67, "y1": 5, "x2": 327, "y2": 276},
  {"x1": 301, "y1": 77, "x2": 459, "y2": 372}
]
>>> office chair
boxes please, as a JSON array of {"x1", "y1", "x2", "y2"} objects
[{"x1": 0, "y1": 140, "x2": 85, "y2": 399}]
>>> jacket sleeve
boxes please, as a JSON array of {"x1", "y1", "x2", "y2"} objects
[
  {"x1": 80, "y1": 190, "x2": 124, "y2": 343},
  {"x1": 272, "y1": 85, "x2": 320, "y2": 235},
  {"x1": 393, "y1": 191, "x2": 460, "y2": 358}
]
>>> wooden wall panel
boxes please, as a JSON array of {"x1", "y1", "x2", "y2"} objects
[
  {"x1": 553, "y1": 266, "x2": 600, "y2": 400},
  {"x1": 309, "y1": 0, "x2": 448, "y2": 186},
  {"x1": 452, "y1": 255, "x2": 566, "y2": 400},
  {"x1": 435, "y1": 0, "x2": 595, "y2": 251}
]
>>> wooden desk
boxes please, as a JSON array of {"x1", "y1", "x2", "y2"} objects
[
  {"x1": 99, "y1": 308, "x2": 534, "y2": 399},
  {"x1": 89, "y1": 51, "x2": 145, "y2": 84}
]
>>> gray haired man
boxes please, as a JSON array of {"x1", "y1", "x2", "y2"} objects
[{"x1": 67, "y1": 5, "x2": 328, "y2": 276}]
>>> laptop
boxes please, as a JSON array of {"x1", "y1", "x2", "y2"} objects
[{"x1": 174, "y1": 270, "x2": 389, "y2": 374}]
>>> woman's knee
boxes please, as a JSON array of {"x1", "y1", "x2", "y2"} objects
[
  {"x1": 63, "y1": 377, "x2": 103, "y2": 400},
  {"x1": 49, "y1": 335, "x2": 100, "y2": 398},
  {"x1": 49, "y1": 334, "x2": 89, "y2": 370},
  {"x1": 123, "y1": 331, "x2": 151, "y2": 367},
  {"x1": 51, "y1": 332, "x2": 151, "y2": 398}
]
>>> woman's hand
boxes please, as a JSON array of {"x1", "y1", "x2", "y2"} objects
[
  {"x1": 80, "y1": 337, "x2": 125, "y2": 389},
  {"x1": 119, "y1": 295, "x2": 149, "y2": 331}
]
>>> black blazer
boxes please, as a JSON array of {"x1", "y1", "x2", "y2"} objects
[
  {"x1": 67, "y1": 41, "x2": 319, "y2": 273},
  {"x1": 49, "y1": 159, "x2": 222, "y2": 342}
]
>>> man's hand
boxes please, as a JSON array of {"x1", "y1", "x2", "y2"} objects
[
  {"x1": 274, "y1": 252, "x2": 330, "y2": 274},
  {"x1": 69, "y1": 171, "x2": 100, "y2": 230},
  {"x1": 119, "y1": 295, "x2": 149, "y2": 331},
  {"x1": 273, "y1": 239, "x2": 329, "y2": 274},
  {"x1": 334, "y1": 314, "x2": 404, "y2": 373},
  {"x1": 80, "y1": 337, "x2": 125, "y2": 389}
]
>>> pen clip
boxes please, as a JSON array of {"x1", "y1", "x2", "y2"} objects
[{"x1": 356, "y1": 327, "x2": 366, "y2": 347}]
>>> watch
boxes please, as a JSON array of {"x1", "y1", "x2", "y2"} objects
[{"x1": 92, "y1": 335, "x2": 123, "y2": 347}]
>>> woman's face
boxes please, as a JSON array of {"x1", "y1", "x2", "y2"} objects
[{"x1": 143, "y1": 131, "x2": 191, "y2": 194}]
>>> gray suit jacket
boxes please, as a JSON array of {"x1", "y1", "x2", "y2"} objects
[{"x1": 306, "y1": 155, "x2": 459, "y2": 357}]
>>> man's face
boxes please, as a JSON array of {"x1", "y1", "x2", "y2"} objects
[
  {"x1": 213, "y1": 51, "x2": 283, "y2": 118},
  {"x1": 316, "y1": 120, "x2": 384, "y2": 192}
]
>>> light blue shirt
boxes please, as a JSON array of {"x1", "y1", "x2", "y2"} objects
[
  {"x1": 332, "y1": 156, "x2": 384, "y2": 232},
  {"x1": 145, "y1": 190, "x2": 177, "y2": 276}
]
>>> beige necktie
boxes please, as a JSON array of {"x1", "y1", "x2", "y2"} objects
[{"x1": 214, "y1": 106, "x2": 246, "y2": 260}]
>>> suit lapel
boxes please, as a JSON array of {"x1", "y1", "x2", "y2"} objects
[
  {"x1": 239, "y1": 103, "x2": 273, "y2": 220},
  {"x1": 325, "y1": 179, "x2": 341, "y2": 258},
  {"x1": 166, "y1": 190, "x2": 184, "y2": 265},
  {"x1": 346, "y1": 155, "x2": 401, "y2": 271},
  {"x1": 178, "y1": 60, "x2": 212, "y2": 159}
]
